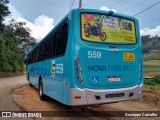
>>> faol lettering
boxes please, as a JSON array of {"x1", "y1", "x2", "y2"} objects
[{"x1": 88, "y1": 65, "x2": 135, "y2": 72}]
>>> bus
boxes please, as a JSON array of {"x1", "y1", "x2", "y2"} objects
[{"x1": 26, "y1": 9, "x2": 143, "y2": 106}]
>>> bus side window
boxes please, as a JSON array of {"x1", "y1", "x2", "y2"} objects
[
  {"x1": 42, "y1": 41, "x2": 46, "y2": 60},
  {"x1": 54, "y1": 21, "x2": 68, "y2": 57},
  {"x1": 38, "y1": 45, "x2": 40, "y2": 62},
  {"x1": 28, "y1": 54, "x2": 29, "y2": 64},
  {"x1": 33, "y1": 50, "x2": 35, "y2": 63},
  {"x1": 36, "y1": 47, "x2": 39, "y2": 62},
  {"x1": 34, "y1": 50, "x2": 36, "y2": 63},
  {"x1": 39, "y1": 44, "x2": 42, "y2": 61},
  {"x1": 62, "y1": 22, "x2": 68, "y2": 54},
  {"x1": 54, "y1": 30, "x2": 62, "y2": 56},
  {"x1": 32, "y1": 50, "x2": 34, "y2": 63},
  {"x1": 32, "y1": 52, "x2": 34, "y2": 63},
  {"x1": 51, "y1": 34, "x2": 55, "y2": 58},
  {"x1": 39, "y1": 42, "x2": 45, "y2": 61},
  {"x1": 46, "y1": 37, "x2": 52, "y2": 59},
  {"x1": 30, "y1": 53, "x2": 32, "y2": 64}
]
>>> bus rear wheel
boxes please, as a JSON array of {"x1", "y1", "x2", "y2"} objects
[
  {"x1": 28, "y1": 74, "x2": 33, "y2": 87},
  {"x1": 39, "y1": 80, "x2": 46, "y2": 101},
  {"x1": 29, "y1": 81, "x2": 33, "y2": 87}
]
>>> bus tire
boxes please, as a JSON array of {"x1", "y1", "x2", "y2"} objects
[
  {"x1": 29, "y1": 81, "x2": 33, "y2": 87},
  {"x1": 39, "y1": 80, "x2": 46, "y2": 101},
  {"x1": 27, "y1": 73, "x2": 29, "y2": 81},
  {"x1": 28, "y1": 74, "x2": 33, "y2": 87}
]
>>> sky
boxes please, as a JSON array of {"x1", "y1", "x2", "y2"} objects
[{"x1": 5, "y1": 0, "x2": 160, "y2": 41}]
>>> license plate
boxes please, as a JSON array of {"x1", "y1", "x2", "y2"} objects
[
  {"x1": 106, "y1": 93, "x2": 124, "y2": 98},
  {"x1": 108, "y1": 77, "x2": 120, "y2": 82}
]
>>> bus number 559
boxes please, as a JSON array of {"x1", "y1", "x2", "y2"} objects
[{"x1": 88, "y1": 51, "x2": 101, "y2": 58}]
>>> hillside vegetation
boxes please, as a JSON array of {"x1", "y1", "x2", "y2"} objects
[
  {"x1": 141, "y1": 35, "x2": 160, "y2": 53},
  {"x1": 142, "y1": 35, "x2": 160, "y2": 61},
  {"x1": 0, "y1": 0, "x2": 36, "y2": 77}
]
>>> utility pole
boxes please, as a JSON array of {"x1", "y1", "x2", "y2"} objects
[{"x1": 79, "y1": 0, "x2": 82, "y2": 9}]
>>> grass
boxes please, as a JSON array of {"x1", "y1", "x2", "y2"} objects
[
  {"x1": 144, "y1": 60, "x2": 160, "y2": 66},
  {"x1": 144, "y1": 76, "x2": 160, "y2": 85},
  {"x1": 144, "y1": 76, "x2": 160, "y2": 90},
  {"x1": 144, "y1": 52, "x2": 160, "y2": 61},
  {"x1": 144, "y1": 57, "x2": 160, "y2": 61},
  {"x1": 144, "y1": 60, "x2": 160, "y2": 72},
  {"x1": 144, "y1": 84, "x2": 160, "y2": 90},
  {"x1": 144, "y1": 65, "x2": 160, "y2": 72}
]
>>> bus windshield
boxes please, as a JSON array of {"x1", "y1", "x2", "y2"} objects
[{"x1": 81, "y1": 13, "x2": 136, "y2": 44}]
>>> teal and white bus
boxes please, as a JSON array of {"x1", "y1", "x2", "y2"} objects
[{"x1": 26, "y1": 9, "x2": 143, "y2": 106}]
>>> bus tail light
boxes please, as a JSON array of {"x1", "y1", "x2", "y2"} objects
[
  {"x1": 139, "y1": 59, "x2": 143, "y2": 80},
  {"x1": 140, "y1": 90, "x2": 144, "y2": 94},
  {"x1": 75, "y1": 60, "x2": 79, "y2": 80},
  {"x1": 75, "y1": 96, "x2": 81, "y2": 99},
  {"x1": 142, "y1": 90, "x2": 144, "y2": 94},
  {"x1": 75, "y1": 57, "x2": 84, "y2": 85}
]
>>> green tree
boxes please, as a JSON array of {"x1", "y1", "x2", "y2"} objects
[
  {"x1": 0, "y1": 33, "x2": 5, "y2": 71},
  {"x1": 1, "y1": 20, "x2": 36, "y2": 72},
  {"x1": 0, "y1": 0, "x2": 10, "y2": 31},
  {"x1": 0, "y1": 0, "x2": 36, "y2": 74},
  {"x1": 6, "y1": 20, "x2": 36, "y2": 56}
]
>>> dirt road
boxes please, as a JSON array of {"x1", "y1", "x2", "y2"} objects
[
  {"x1": 0, "y1": 75, "x2": 27, "y2": 111},
  {"x1": 0, "y1": 75, "x2": 159, "y2": 120},
  {"x1": 0, "y1": 75, "x2": 33, "y2": 120}
]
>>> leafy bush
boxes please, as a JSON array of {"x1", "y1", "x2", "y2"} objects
[{"x1": 144, "y1": 76, "x2": 160, "y2": 85}]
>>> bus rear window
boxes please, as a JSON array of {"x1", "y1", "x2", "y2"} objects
[{"x1": 81, "y1": 13, "x2": 136, "y2": 44}]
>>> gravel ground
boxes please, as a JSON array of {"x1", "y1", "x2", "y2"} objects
[{"x1": 11, "y1": 84, "x2": 160, "y2": 120}]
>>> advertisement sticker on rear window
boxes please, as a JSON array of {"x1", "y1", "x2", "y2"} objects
[{"x1": 81, "y1": 13, "x2": 136, "y2": 44}]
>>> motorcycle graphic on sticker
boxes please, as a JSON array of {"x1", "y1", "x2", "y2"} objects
[
  {"x1": 83, "y1": 14, "x2": 106, "y2": 41},
  {"x1": 52, "y1": 60, "x2": 55, "y2": 77}
]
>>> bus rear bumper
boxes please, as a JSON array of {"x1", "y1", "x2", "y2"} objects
[{"x1": 70, "y1": 84, "x2": 143, "y2": 106}]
